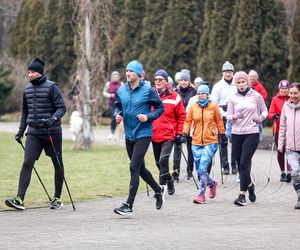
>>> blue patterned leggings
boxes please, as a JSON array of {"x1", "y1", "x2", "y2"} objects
[{"x1": 192, "y1": 143, "x2": 218, "y2": 195}]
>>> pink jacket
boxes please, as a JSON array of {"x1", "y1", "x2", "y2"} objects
[
  {"x1": 278, "y1": 100, "x2": 300, "y2": 151},
  {"x1": 227, "y1": 89, "x2": 268, "y2": 135}
]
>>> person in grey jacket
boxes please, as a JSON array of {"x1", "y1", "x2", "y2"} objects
[{"x1": 5, "y1": 58, "x2": 66, "y2": 210}]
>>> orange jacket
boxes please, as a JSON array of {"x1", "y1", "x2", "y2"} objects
[{"x1": 183, "y1": 100, "x2": 225, "y2": 146}]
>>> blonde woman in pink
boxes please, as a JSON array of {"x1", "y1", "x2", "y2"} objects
[{"x1": 227, "y1": 71, "x2": 268, "y2": 206}]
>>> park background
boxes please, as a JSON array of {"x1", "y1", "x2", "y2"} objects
[{"x1": 0, "y1": 0, "x2": 300, "y2": 121}]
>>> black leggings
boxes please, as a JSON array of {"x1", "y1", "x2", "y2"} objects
[
  {"x1": 125, "y1": 137, "x2": 161, "y2": 207},
  {"x1": 17, "y1": 133, "x2": 64, "y2": 201},
  {"x1": 152, "y1": 140, "x2": 173, "y2": 185},
  {"x1": 232, "y1": 133, "x2": 259, "y2": 192}
]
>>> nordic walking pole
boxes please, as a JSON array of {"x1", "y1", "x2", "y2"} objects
[
  {"x1": 218, "y1": 135, "x2": 224, "y2": 184},
  {"x1": 179, "y1": 146, "x2": 199, "y2": 190},
  {"x1": 16, "y1": 138, "x2": 52, "y2": 202},
  {"x1": 47, "y1": 129, "x2": 76, "y2": 211},
  {"x1": 268, "y1": 120, "x2": 277, "y2": 182},
  {"x1": 146, "y1": 184, "x2": 149, "y2": 196}
]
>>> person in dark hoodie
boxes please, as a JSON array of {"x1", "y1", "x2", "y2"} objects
[
  {"x1": 5, "y1": 58, "x2": 66, "y2": 210},
  {"x1": 172, "y1": 69, "x2": 197, "y2": 181}
]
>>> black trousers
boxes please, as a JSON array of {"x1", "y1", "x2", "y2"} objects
[
  {"x1": 219, "y1": 117, "x2": 229, "y2": 169},
  {"x1": 125, "y1": 137, "x2": 161, "y2": 207},
  {"x1": 17, "y1": 133, "x2": 64, "y2": 201},
  {"x1": 232, "y1": 133, "x2": 259, "y2": 192},
  {"x1": 152, "y1": 140, "x2": 173, "y2": 185},
  {"x1": 173, "y1": 135, "x2": 194, "y2": 173}
]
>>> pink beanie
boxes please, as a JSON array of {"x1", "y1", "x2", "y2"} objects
[{"x1": 233, "y1": 71, "x2": 249, "y2": 84}]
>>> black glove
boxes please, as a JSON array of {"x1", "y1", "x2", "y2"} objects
[
  {"x1": 273, "y1": 114, "x2": 279, "y2": 120},
  {"x1": 15, "y1": 131, "x2": 23, "y2": 142},
  {"x1": 175, "y1": 135, "x2": 182, "y2": 145},
  {"x1": 42, "y1": 118, "x2": 55, "y2": 128},
  {"x1": 180, "y1": 133, "x2": 187, "y2": 144}
]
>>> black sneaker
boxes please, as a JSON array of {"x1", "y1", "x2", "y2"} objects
[
  {"x1": 280, "y1": 173, "x2": 287, "y2": 182},
  {"x1": 5, "y1": 197, "x2": 25, "y2": 210},
  {"x1": 114, "y1": 203, "x2": 133, "y2": 217},
  {"x1": 232, "y1": 167, "x2": 238, "y2": 175},
  {"x1": 172, "y1": 170, "x2": 180, "y2": 182},
  {"x1": 234, "y1": 194, "x2": 247, "y2": 206},
  {"x1": 154, "y1": 185, "x2": 166, "y2": 209},
  {"x1": 50, "y1": 197, "x2": 63, "y2": 210},
  {"x1": 167, "y1": 177, "x2": 175, "y2": 195},
  {"x1": 248, "y1": 183, "x2": 256, "y2": 202},
  {"x1": 187, "y1": 171, "x2": 193, "y2": 180},
  {"x1": 286, "y1": 173, "x2": 292, "y2": 183},
  {"x1": 223, "y1": 168, "x2": 230, "y2": 175}
]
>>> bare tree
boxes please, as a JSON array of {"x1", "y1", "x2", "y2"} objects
[{"x1": 72, "y1": 0, "x2": 114, "y2": 149}]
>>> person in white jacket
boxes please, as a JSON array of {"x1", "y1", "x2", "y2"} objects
[{"x1": 211, "y1": 61, "x2": 238, "y2": 175}]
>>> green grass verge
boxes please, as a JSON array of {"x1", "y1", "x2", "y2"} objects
[{"x1": 0, "y1": 132, "x2": 158, "y2": 210}]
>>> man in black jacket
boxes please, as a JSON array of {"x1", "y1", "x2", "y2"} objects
[{"x1": 5, "y1": 58, "x2": 66, "y2": 210}]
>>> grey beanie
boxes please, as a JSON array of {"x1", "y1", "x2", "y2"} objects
[
  {"x1": 180, "y1": 69, "x2": 191, "y2": 82},
  {"x1": 222, "y1": 61, "x2": 234, "y2": 72}
]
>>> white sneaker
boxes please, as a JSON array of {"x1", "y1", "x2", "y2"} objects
[{"x1": 107, "y1": 133, "x2": 114, "y2": 140}]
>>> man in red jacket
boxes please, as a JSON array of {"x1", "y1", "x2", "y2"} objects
[
  {"x1": 152, "y1": 69, "x2": 186, "y2": 195},
  {"x1": 248, "y1": 70, "x2": 268, "y2": 100}
]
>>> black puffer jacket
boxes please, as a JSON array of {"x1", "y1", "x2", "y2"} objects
[{"x1": 19, "y1": 75, "x2": 66, "y2": 135}]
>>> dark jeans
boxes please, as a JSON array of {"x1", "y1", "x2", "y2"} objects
[
  {"x1": 232, "y1": 133, "x2": 259, "y2": 192},
  {"x1": 18, "y1": 133, "x2": 64, "y2": 201},
  {"x1": 108, "y1": 106, "x2": 117, "y2": 133},
  {"x1": 125, "y1": 137, "x2": 161, "y2": 207},
  {"x1": 173, "y1": 135, "x2": 194, "y2": 173},
  {"x1": 152, "y1": 140, "x2": 173, "y2": 185}
]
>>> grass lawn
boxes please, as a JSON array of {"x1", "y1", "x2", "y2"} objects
[{"x1": 0, "y1": 132, "x2": 159, "y2": 210}]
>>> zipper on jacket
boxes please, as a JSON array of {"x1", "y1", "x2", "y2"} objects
[
  {"x1": 201, "y1": 109, "x2": 204, "y2": 145},
  {"x1": 33, "y1": 87, "x2": 37, "y2": 124},
  {"x1": 129, "y1": 88, "x2": 133, "y2": 140},
  {"x1": 294, "y1": 109, "x2": 296, "y2": 150}
]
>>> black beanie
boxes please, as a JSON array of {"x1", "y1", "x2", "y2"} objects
[{"x1": 28, "y1": 58, "x2": 45, "y2": 75}]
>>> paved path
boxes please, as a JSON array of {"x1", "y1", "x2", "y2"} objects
[{"x1": 0, "y1": 122, "x2": 300, "y2": 249}]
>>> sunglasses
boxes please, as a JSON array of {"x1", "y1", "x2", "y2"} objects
[{"x1": 155, "y1": 78, "x2": 164, "y2": 82}]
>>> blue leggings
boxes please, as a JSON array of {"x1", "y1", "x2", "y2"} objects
[{"x1": 192, "y1": 143, "x2": 218, "y2": 195}]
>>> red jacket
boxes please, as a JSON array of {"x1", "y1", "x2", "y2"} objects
[
  {"x1": 268, "y1": 93, "x2": 290, "y2": 132},
  {"x1": 252, "y1": 81, "x2": 268, "y2": 100},
  {"x1": 152, "y1": 85, "x2": 186, "y2": 143}
]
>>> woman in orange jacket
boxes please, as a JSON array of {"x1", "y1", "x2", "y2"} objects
[{"x1": 183, "y1": 85, "x2": 226, "y2": 204}]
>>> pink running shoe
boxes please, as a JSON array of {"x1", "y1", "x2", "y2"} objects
[
  {"x1": 193, "y1": 194, "x2": 206, "y2": 204},
  {"x1": 209, "y1": 180, "x2": 217, "y2": 199}
]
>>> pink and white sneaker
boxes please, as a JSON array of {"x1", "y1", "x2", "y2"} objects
[
  {"x1": 193, "y1": 194, "x2": 206, "y2": 204},
  {"x1": 209, "y1": 180, "x2": 217, "y2": 199}
]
